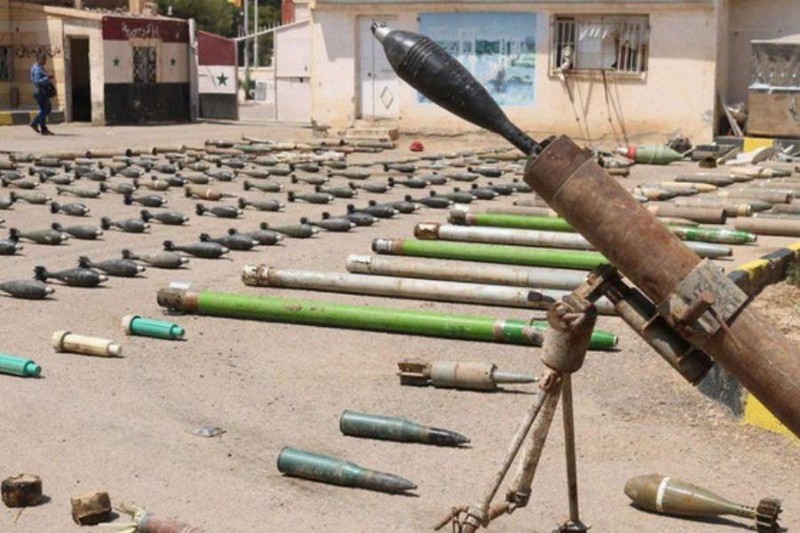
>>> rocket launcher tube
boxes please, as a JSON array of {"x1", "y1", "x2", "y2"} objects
[
  {"x1": 156, "y1": 287, "x2": 617, "y2": 350},
  {"x1": 372, "y1": 238, "x2": 608, "y2": 271},
  {"x1": 241, "y1": 264, "x2": 617, "y2": 314},
  {"x1": 346, "y1": 254, "x2": 588, "y2": 291},
  {"x1": 449, "y1": 211, "x2": 575, "y2": 232},
  {"x1": 0, "y1": 354, "x2": 41, "y2": 377}
]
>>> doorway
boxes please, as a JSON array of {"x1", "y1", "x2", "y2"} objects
[
  {"x1": 69, "y1": 37, "x2": 91, "y2": 122},
  {"x1": 357, "y1": 16, "x2": 399, "y2": 120}
]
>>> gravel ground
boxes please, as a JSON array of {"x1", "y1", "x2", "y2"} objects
[{"x1": 0, "y1": 120, "x2": 797, "y2": 532}]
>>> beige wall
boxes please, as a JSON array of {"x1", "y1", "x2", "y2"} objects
[
  {"x1": 311, "y1": 2, "x2": 722, "y2": 143},
  {"x1": 727, "y1": 0, "x2": 800, "y2": 105}
]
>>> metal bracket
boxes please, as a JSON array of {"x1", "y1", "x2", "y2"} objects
[{"x1": 657, "y1": 259, "x2": 749, "y2": 346}]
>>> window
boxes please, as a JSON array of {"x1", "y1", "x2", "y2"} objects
[
  {"x1": 551, "y1": 15, "x2": 649, "y2": 74},
  {"x1": 132, "y1": 46, "x2": 157, "y2": 83},
  {"x1": 0, "y1": 46, "x2": 12, "y2": 82}
]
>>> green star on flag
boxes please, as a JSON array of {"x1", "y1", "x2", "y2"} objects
[
  {"x1": 112, "y1": 57, "x2": 120, "y2": 67},
  {"x1": 170, "y1": 58, "x2": 176, "y2": 66},
  {"x1": 216, "y1": 73, "x2": 228, "y2": 86}
]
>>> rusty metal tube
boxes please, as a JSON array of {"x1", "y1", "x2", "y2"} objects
[
  {"x1": 241, "y1": 264, "x2": 617, "y2": 314},
  {"x1": 525, "y1": 135, "x2": 800, "y2": 437},
  {"x1": 734, "y1": 217, "x2": 800, "y2": 237}
]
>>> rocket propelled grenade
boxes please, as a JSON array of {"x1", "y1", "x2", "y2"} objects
[
  {"x1": 397, "y1": 359, "x2": 536, "y2": 391},
  {"x1": 340, "y1": 410, "x2": 469, "y2": 446},
  {"x1": 277, "y1": 447, "x2": 417, "y2": 493},
  {"x1": 624, "y1": 474, "x2": 782, "y2": 531}
]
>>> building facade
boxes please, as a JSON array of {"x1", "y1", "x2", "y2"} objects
[
  {"x1": 305, "y1": 0, "x2": 800, "y2": 141},
  {"x1": 0, "y1": 0, "x2": 194, "y2": 125}
]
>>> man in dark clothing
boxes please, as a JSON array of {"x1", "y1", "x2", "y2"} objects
[{"x1": 30, "y1": 52, "x2": 54, "y2": 135}]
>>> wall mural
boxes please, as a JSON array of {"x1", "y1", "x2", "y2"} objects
[{"x1": 418, "y1": 12, "x2": 536, "y2": 106}]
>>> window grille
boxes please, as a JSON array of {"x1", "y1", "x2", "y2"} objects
[
  {"x1": 133, "y1": 46, "x2": 157, "y2": 84},
  {"x1": 0, "y1": 47, "x2": 12, "y2": 82},
  {"x1": 552, "y1": 15, "x2": 649, "y2": 74}
]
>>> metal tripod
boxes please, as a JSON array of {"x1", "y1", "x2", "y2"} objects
[{"x1": 436, "y1": 293, "x2": 597, "y2": 533}]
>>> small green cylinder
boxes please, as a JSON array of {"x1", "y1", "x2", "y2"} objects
[
  {"x1": 0, "y1": 354, "x2": 41, "y2": 377},
  {"x1": 670, "y1": 226, "x2": 757, "y2": 245},
  {"x1": 374, "y1": 238, "x2": 607, "y2": 271},
  {"x1": 122, "y1": 315, "x2": 185, "y2": 340}
]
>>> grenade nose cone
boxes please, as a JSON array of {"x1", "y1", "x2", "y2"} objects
[{"x1": 371, "y1": 23, "x2": 390, "y2": 42}]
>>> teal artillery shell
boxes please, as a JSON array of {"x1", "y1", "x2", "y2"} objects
[
  {"x1": 122, "y1": 315, "x2": 185, "y2": 340},
  {"x1": 339, "y1": 410, "x2": 469, "y2": 446},
  {"x1": 277, "y1": 447, "x2": 416, "y2": 493},
  {"x1": 0, "y1": 354, "x2": 41, "y2": 377}
]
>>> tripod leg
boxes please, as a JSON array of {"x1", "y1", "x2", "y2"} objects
[
  {"x1": 558, "y1": 374, "x2": 588, "y2": 532},
  {"x1": 506, "y1": 381, "x2": 562, "y2": 508}
]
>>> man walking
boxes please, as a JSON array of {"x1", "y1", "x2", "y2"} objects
[{"x1": 30, "y1": 51, "x2": 54, "y2": 135}]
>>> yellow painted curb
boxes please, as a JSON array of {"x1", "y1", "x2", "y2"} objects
[
  {"x1": 736, "y1": 258, "x2": 770, "y2": 279},
  {"x1": 743, "y1": 137, "x2": 775, "y2": 152},
  {"x1": 0, "y1": 114, "x2": 12, "y2": 126},
  {"x1": 744, "y1": 394, "x2": 798, "y2": 441}
]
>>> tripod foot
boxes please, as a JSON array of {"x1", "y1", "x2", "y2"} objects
[{"x1": 554, "y1": 519, "x2": 589, "y2": 532}]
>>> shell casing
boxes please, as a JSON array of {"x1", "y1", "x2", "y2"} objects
[
  {"x1": 277, "y1": 447, "x2": 417, "y2": 493},
  {"x1": 52, "y1": 331, "x2": 121, "y2": 357},
  {"x1": 0, "y1": 353, "x2": 41, "y2": 377},
  {"x1": 122, "y1": 315, "x2": 185, "y2": 340},
  {"x1": 339, "y1": 410, "x2": 469, "y2": 446}
]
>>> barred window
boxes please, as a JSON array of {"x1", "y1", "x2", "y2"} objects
[
  {"x1": 0, "y1": 46, "x2": 12, "y2": 82},
  {"x1": 132, "y1": 46, "x2": 157, "y2": 84},
  {"x1": 552, "y1": 15, "x2": 649, "y2": 74}
]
